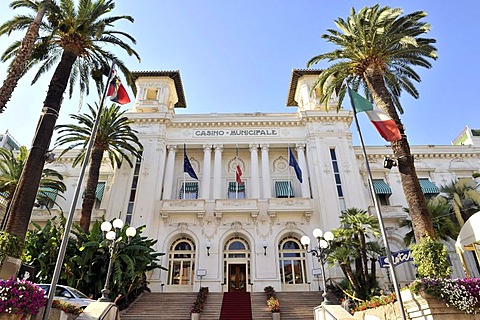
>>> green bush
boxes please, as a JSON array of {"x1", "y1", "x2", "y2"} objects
[
  {"x1": 0, "y1": 231, "x2": 24, "y2": 259},
  {"x1": 411, "y1": 237, "x2": 451, "y2": 278}
]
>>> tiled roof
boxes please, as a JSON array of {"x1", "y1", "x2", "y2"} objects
[
  {"x1": 131, "y1": 71, "x2": 187, "y2": 108},
  {"x1": 286, "y1": 69, "x2": 322, "y2": 107}
]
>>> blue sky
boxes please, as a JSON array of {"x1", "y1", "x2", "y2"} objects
[{"x1": 0, "y1": 1, "x2": 479, "y2": 147}]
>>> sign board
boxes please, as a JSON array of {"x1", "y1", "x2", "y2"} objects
[
  {"x1": 196, "y1": 269, "x2": 207, "y2": 277},
  {"x1": 379, "y1": 249, "x2": 413, "y2": 268},
  {"x1": 312, "y1": 268, "x2": 322, "y2": 276},
  {"x1": 193, "y1": 129, "x2": 280, "y2": 138}
]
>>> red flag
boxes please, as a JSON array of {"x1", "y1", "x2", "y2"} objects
[
  {"x1": 107, "y1": 75, "x2": 131, "y2": 105},
  {"x1": 236, "y1": 165, "x2": 243, "y2": 184}
]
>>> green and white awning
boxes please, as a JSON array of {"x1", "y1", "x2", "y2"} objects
[
  {"x1": 38, "y1": 187, "x2": 58, "y2": 202},
  {"x1": 95, "y1": 182, "x2": 106, "y2": 201},
  {"x1": 275, "y1": 181, "x2": 294, "y2": 198},
  {"x1": 181, "y1": 182, "x2": 199, "y2": 192},
  {"x1": 228, "y1": 182, "x2": 245, "y2": 192},
  {"x1": 372, "y1": 179, "x2": 392, "y2": 195},
  {"x1": 419, "y1": 178, "x2": 440, "y2": 195}
]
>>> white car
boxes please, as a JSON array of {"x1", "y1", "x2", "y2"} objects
[{"x1": 38, "y1": 284, "x2": 95, "y2": 308}]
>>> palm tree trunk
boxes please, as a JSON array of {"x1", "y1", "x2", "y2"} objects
[
  {"x1": 79, "y1": 146, "x2": 104, "y2": 232},
  {"x1": 364, "y1": 68, "x2": 435, "y2": 243},
  {"x1": 5, "y1": 50, "x2": 77, "y2": 239},
  {"x1": 0, "y1": 0, "x2": 51, "y2": 112},
  {"x1": 341, "y1": 264, "x2": 362, "y2": 297},
  {"x1": 358, "y1": 231, "x2": 369, "y2": 285}
]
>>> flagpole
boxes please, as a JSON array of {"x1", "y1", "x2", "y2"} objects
[
  {"x1": 183, "y1": 144, "x2": 186, "y2": 199},
  {"x1": 350, "y1": 88, "x2": 407, "y2": 320},
  {"x1": 235, "y1": 145, "x2": 238, "y2": 199},
  {"x1": 43, "y1": 61, "x2": 117, "y2": 320}
]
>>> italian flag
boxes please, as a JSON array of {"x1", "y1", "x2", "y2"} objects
[{"x1": 348, "y1": 87, "x2": 401, "y2": 142}]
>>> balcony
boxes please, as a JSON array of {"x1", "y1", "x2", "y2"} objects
[
  {"x1": 214, "y1": 199, "x2": 259, "y2": 221},
  {"x1": 267, "y1": 198, "x2": 313, "y2": 221},
  {"x1": 367, "y1": 205, "x2": 407, "y2": 222},
  {"x1": 160, "y1": 199, "x2": 206, "y2": 222},
  {"x1": 31, "y1": 208, "x2": 106, "y2": 222}
]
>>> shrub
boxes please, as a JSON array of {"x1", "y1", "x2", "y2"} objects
[
  {"x1": 411, "y1": 237, "x2": 451, "y2": 278},
  {"x1": 0, "y1": 278, "x2": 46, "y2": 316},
  {"x1": 410, "y1": 278, "x2": 480, "y2": 314},
  {"x1": 0, "y1": 231, "x2": 23, "y2": 259},
  {"x1": 190, "y1": 287, "x2": 209, "y2": 314},
  {"x1": 52, "y1": 300, "x2": 84, "y2": 315}
]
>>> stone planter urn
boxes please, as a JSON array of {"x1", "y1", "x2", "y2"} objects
[
  {"x1": 272, "y1": 312, "x2": 280, "y2": 320},
  {"x1": 401, "y1": 289, "x2": 480, "y2": 320},
  {"x1": 191, "y1": 313, "x2": 200, "y2": 320}
]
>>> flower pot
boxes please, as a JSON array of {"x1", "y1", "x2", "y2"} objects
[
  {"x1": 272, "y1": 312, "x2": 280, "y2": 320},
  {"x1": 191, "y1": 313, "x2": 200, "y2": 320}
]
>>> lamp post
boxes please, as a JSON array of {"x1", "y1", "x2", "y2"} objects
[
  {"x1": 98, "y1": 218, "x2": 137, "y2": 302},
  {"x1": 301, "y1": 228, "x2": 335, "y2": 305}
]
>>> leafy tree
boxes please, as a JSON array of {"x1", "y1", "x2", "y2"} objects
[
  {"x1": 23, "y1": 218, "x2": 164, "y2": 303},
  {"x1": 400, "y1": 198, "x2": 461, "y2": 246},
  {"x1": 328, "y1": 208, "x2": 382, "y2": 300},
  {"x1": 0, "y1": 0, "x2": 51, "y2": 112},
  {"x1": 0, "y1": 146, "x2": 66, "y2": 229},
  {"x1": 55, "y1": 103, "x2": 142, "y2": 231},
  {"x1": 2, "y1": 0, "x2": 140, "y2": 241},
  {"x1": 439, "y1": 178, "x2": 480, "y2": 226},
  {"x1": 307, "y1": 5, "x2": 438, "y2": 243}
]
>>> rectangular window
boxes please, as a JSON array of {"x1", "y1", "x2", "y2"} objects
[
  {"x1": 372, "y1": 179, "x2": 392, "y2": 206},
  {"x1": 126, "y1": 153, "x2": 142, "y2": 224},
  {"x1": 145, "y1": 88, "x2": 158, "y2": 100},
  {"x1": 275, "y1": 181, "x2": 294, "y2": 198},
  {"x1": 228, "y1": 182, "x2": 245, "y2": 199},
  {"x1": 330, "y1": 148, "x2": 345, "y2": 210},
  {"x1": 179, "y1": 182, "x2": 199, "y2": 199}
]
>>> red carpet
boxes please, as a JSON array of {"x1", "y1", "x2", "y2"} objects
[{"x1": 219, "y1": 292, "x2": 252, "y2": 320}]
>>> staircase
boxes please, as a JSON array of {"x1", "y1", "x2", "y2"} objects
[
  {"x1": 275, "y1": 291, "x2": 323, "y2": 320},
  {"x1": 219, "y1": 292, "x2": 252, "y2": 320},
  {"x1": 120, "y1": 292, "x2": 197, "y2": 320},
  {"x1": 120, "y1": 290, "x2": 324, "y2": 320}
]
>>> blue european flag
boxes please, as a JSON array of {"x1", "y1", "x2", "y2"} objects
[
  {"x1": 289, "y1": 147, "x2": 303, "y2": 183},
  {"x1": 183, "y1": 144, "x2": 198, "y2": 180}
]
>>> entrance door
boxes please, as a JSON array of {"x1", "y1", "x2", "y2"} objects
[{"x1": 228, "y1": 264, "x2": 247, "y2": 292}]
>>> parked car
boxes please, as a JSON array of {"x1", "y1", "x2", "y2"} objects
[{"x1": 38, "y1": 284, "x2": 94, "y2": 308}]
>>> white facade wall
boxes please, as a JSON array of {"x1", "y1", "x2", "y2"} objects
[{"x1": 37, "y1": 71, "x2": 480, "y2": 293}]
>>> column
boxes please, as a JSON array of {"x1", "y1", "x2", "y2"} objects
[
  {"x1": 162, "y1": 145, "x2": 177, "y2": 199},
  {"x1": 296, "y1": 143, "x2": 311, "y2": 198},
  {"x1": 260, "y1": 144, "x2": 272, "y2": 198},
  {"x1": 213, "y1": 144, "x2": 223, "y2": 199},
  {"x1": 201, "y1": 144, "x2": 212, "y2": 199},
  {"x1": 155, "y1": 141, "x2": 167, "y2": 201},
  {"x1": 249, "y1": 144, "x2": 260, "y2": 198}
]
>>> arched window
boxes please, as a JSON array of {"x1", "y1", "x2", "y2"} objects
[
  {"x1": 278, "y1": 237, "x2": 307, "y2": 285},
  {"x1": 168, "y1": 238, "x2": 196, "y2": 286}
]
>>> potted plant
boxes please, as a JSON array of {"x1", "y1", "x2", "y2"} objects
[
  {"x1": 264, "y1": 286, "x2": 280, "y2": 319},
  {"x1": 0, "y1": 278, "x2": 46, "y2": 319},
  {"x1": 190, "y1": 287, "x2": 208, "y2": 320},
  {"x1": 51, "y1": 300, "x2": 83, "y2": 320}
]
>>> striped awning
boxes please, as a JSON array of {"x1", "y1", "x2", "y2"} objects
[
  {"x1": 95, "y1": 182, "x2": 106, "y2": 201},
  {"x1": 419, "y1": 178, "x2": 440, "y2": 195},
  {"x1": 228, "y1": 182, "x2": 245, "y2": 192},
  {"x1": 372, "y1": 179, "x2": 392, "y2": 195},
  {"x1": 275, "y1": 181, "x2": 294, "y2": 198},
  {"x1": 181, "y1": 182, "x2": 199, "y2": 192},
  {"x1": 38, "y1": 187, "x2": 58, "y2": 202}
]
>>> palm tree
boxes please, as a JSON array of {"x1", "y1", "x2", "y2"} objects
[
  {"x1": 0, "y1": 0, "x2": 51, "y2": 112},
  {"x1": 439, "y1": 179, "x2": 480, "y2": 226},
  {"x1": 400, "y1": 198, "x2": 460, "y2": 246},
  {"x1": 307, "y1": 5, "x2": 438, "y2": 243},
  {"x1": 55, "y1": 103, "x2": 142, "y2": 231},
  {"x1": 339, "y1": 208, "x2": 380, "y2": 287},
  {"x1": 1, "y1": 0, "x2": 139, "y2": 240},
  {"x1": 0, "y1": 146, "x2": 66, "y2": 228}
]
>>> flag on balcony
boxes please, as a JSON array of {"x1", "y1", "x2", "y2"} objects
[
  {"x1": 289, "y1": 147, "x2": 303, "y2": 183},
  {"x1": 348, "y1": 87, "x2": 401, "y2": 142},
  {"x1": 183, "y1": 144, "x2": 198, "y2": 180}
]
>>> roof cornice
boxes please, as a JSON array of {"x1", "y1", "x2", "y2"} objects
[{"x1": 286, "y1": 69, "x2": 323, "y2": 107}]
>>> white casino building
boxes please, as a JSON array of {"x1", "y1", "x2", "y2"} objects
[{"x1": 35, "y1": 69, "x2": 480, "y2": 293}]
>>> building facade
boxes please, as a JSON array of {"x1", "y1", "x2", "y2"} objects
[{"x1": 36, "y1": 70, "x2": 480, "y2": 293}]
